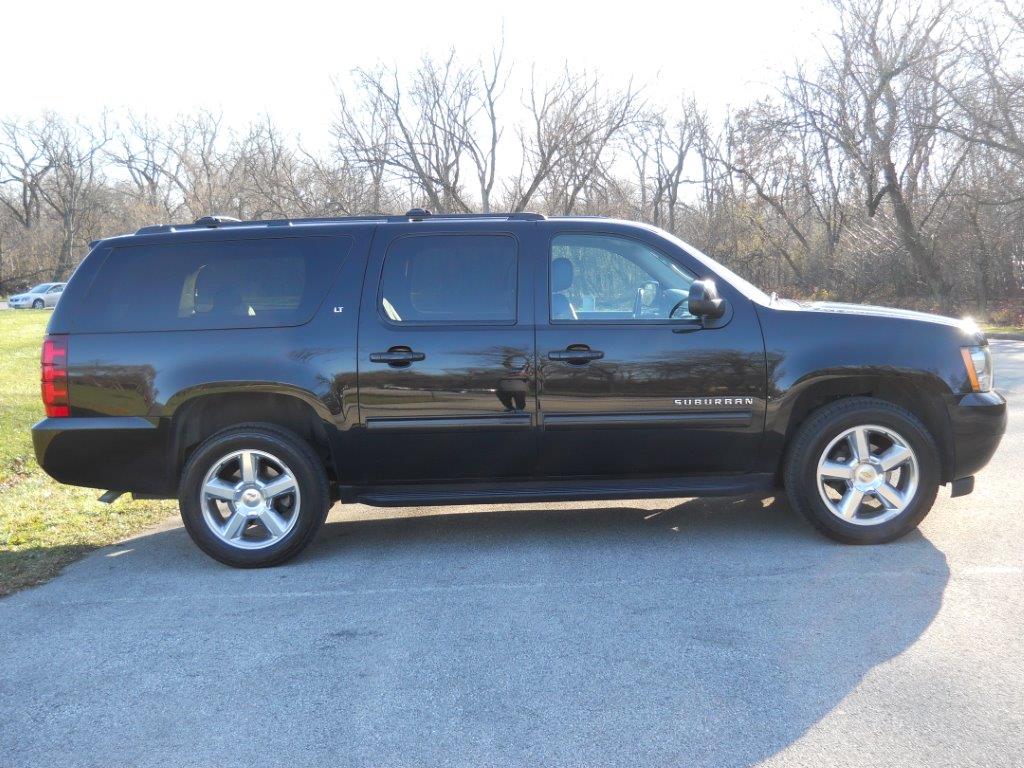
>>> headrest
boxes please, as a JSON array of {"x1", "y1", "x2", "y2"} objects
[{"x1": 552, "y1": 257, "x2": 574, "y2": 293}]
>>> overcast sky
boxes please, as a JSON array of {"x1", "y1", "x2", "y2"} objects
[{"x1": 5, "y1": 0, "x2": 834, "y2": 145}]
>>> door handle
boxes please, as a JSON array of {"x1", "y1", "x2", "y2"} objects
[
  {"x1": 369, "y1": 347, "x2": 426, "y2": 366},
  {"x1": 548, "y1": 346, "x2": 604, "y2": 364}
]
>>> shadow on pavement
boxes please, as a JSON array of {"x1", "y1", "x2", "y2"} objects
[{"x1": 0, "y1": 494, "x2": 949, "y2": 768}]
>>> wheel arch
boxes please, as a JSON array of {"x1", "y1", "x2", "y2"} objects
[
  {"x1": 168, "y1": 388, "x2": 338, "y2": 487},
  {"x1": 775, "y1": 373, "x2": 954, "y2": 483}
]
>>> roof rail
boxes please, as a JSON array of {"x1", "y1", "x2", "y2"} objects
[
  {"x1": 387, "y1": 209, "x2": 545, "y2": 222},
  {"x1": 135, "y1": 214, "x2": 389, "y2": 235},
  {"x1": 134, "y1": 210, "x2": 545, "y2": 235}
]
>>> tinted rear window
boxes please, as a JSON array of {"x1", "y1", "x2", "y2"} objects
[
  {"x1": 76, "y1": 236, "x2": 351, "y2": 332},
  {"x1": 378, "y1": 234, "x2": 517, "y2": 324}
]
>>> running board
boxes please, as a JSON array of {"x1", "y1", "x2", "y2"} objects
[{"x1": 345, "y1": 473, "x2": 774, "y2": 507}]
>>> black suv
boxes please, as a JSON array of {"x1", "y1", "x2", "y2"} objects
[{"x1": 34, "y1": 211, "x2": 1006, "y2": 566}]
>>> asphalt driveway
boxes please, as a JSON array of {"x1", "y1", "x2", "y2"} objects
[{"x1": 1, "y1": 341, "x2": 1022, "y2": 768}]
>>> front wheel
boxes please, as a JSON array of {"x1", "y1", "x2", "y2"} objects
[
  {"x1": 32, "y1": 299, "x2": 43, "y2": 309},
  {"x1": 178, "y1": 424, "x2": 330, "y2": 567},
  {"x1": 784, "y1": 397, "x2": 940, "y2": 544}
]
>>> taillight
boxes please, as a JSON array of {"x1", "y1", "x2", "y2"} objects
[{"x1": 41, "y1": 335, "x2": 70, "y2": 417}]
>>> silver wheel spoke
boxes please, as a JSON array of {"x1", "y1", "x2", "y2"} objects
[
  {"x1": 262, "y1": 474, "x2": 296, "y2": 499},
  {"x1": 820, "y1": 460, "x2": 854, "y2": 480},
  {"x1": 221, "y1": 510, "x2": 249, "y2": 540},
  {"x1": 838, "y1": 488, "x2": 865, "y2": 519},
  {"x1": 874, "y1": 483, "x2": 904, "y2": 510},
  {"x1": 260, "y1": 508, "x2": 288, "y2": 537},
  {"x1": 204, "y1": 479, "x2": 236, "y2": 501},
  {"x1": 878, "y1": 444, "x2": 911, "y2": 471},
  {"x1": 850, "y1": 427, "x2": 871, "y2": 462},
  {"x1": 239, "y1": 451, "x2": 258, "y2": 483}
]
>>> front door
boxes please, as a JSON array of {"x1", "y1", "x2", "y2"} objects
[
  {"x1": 357, "y1": 227, "x2": 536, "y2": 482},
  {"x1": 536, "y1": 229, "x2": 766, "y2": 477}
]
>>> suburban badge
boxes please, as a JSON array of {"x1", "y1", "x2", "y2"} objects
[{"x1": 674, "y1": 396, "x2": 755, "y2": 407}]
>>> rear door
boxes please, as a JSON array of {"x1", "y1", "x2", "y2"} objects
[
  {"x1": 535, "y1": 225, "x2": 767, "y2": 478},
  {"x1": 356, "y1": 225, "x2": 537, "y2": 482}
]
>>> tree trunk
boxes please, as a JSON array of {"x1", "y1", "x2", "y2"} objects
[{"x1": 882, "y1": 161, "x2": 950, "y2": 302}]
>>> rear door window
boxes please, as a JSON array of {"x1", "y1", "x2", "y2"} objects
[
  {"x1": 77, "y1": 236, "x2": 351, "y2": 332},
  {"x1": 378, "y1": 234, "x2": 517, "y2": 324}
]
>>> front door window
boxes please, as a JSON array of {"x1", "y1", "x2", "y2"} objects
[{"x1": 550, "y1": 234, "x2": 696, "y2": 322}]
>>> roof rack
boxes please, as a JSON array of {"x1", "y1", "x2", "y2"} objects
[
  {"x1": 193, "y1": 215, "x2": 242, "y2": 228},
  {"x1": 396, "y1": 208, "x2": 545, "y2": 222},
  {"x1": 134, "y1": 209, "x2": 545, "y2": 235}
]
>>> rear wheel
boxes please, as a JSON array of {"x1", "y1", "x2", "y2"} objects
[
  {"x1": 178, "y1": 424, "x2": 330, "y2": 567},
  {"x1": 784, "y1": 398, "x2": 940, "y2": 544}
]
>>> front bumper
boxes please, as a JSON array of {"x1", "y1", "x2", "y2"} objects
[
  {"x1": 947, "y1": 390, "x2": 1007, "y2": 480},
  {"x1": 32, "y1": 416, "x2": 175, "y2": 497}
]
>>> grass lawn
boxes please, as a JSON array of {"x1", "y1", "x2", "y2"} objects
[
  {"x1": 0, "y1": 311, "x2": 174, "y2": 595},
  {"x1": 981, "y1": 323, "x2": 1024, "y2": 339}
]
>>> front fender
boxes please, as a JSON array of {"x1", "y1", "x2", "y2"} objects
[{"x1": 756, "y1": 304, "x2": 971, "y2": 478}]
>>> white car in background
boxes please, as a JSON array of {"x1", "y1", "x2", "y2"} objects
[{"x1": 7, "y1": 283, "x2": 66, "y2": 309}]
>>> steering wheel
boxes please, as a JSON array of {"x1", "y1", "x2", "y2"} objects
[{"x1": 668, "y1": 298, "x2": 688, "y2": 319}]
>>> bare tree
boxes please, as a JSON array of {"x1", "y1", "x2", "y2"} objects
[
  {"x1": 942, "y1": 1, "x2": 1024, "y2": 167},
  {"x1": 787, "y1": 0, "x2": 962, "y2": 301},
  {"x1": 507, "y1": 68, "x2": 641, "y2": 213},
  {"x1": 0, "y1": 119, "x2": 51, "y2": 228},
  {"x1": 107, "y1": 114, "x2": 178, "y2": 216},
  {"x1": 334, "y1": 47, "x2": 508, "y2": 212},
  {"x1": 160, "y1": 111, "x2": 235, "y2": 218},
  {"x1": 34, "y1": 114, "x2": 109, "y2": 279},
  {"x1": 705, "y1": 95, "x2": 856, "y2": 290}
]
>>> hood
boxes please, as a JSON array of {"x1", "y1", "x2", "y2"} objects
[{"x1": 799, "y1": 301, "x2": 978, "y2": 332}]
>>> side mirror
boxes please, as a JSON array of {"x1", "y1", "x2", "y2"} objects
[{"x1": 688, "y1": 279, "x2": 726, "y2": 320}]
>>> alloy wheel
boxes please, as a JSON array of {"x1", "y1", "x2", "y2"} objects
[
  {"x1": 200, "y1": 449, "x2": 301, "y2": 549},
  {"x1": 815, "y1": 424, "x2": 919, "y2": 526}
]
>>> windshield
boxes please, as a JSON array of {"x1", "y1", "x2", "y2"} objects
[
  {"x1": 28, "y1": 283, "x2": 52, "y2": 293},
  {"x1": 657, "y1": 231, "x2": 773, "y2": 305}
]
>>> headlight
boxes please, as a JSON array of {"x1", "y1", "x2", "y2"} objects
[{"x1": 961, "y1": 345, "x2": 993, "y2": 392}]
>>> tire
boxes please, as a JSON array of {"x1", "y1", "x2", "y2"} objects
[
  {"x1": 178, "y1": 423, "x2": 330, "y2": 567},
  {"x1": 784, "y1": 397, "x2": 940, "y2": 544},
  {"x1": 32, "y1": 299, "x2": 43, "y2": 309}
]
